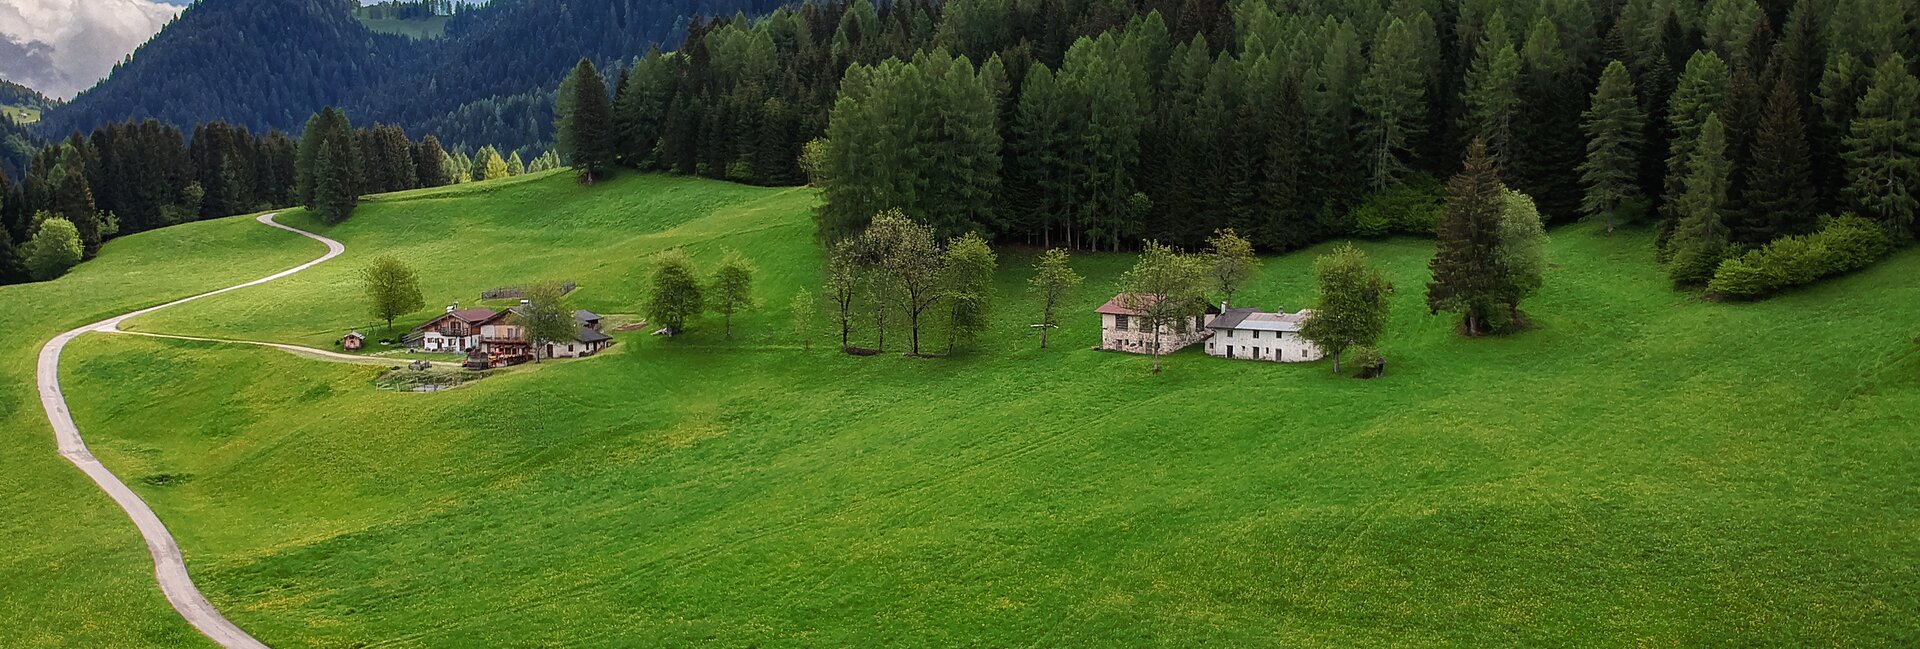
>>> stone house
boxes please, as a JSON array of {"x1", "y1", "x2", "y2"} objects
[{"x1": 1095, "y1": 293, "x2": 1220, "y2": 355}]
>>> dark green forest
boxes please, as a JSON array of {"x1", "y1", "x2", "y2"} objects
[
  {"x1": 37, "y1": 0, "x2": 794, "y2": 160},
  {"x1": 554, "y1": 0, "x2": 1916, "y2": 273},
  {"x1": 8, "y1": 0, "x2": 1919, "y2": 294}
]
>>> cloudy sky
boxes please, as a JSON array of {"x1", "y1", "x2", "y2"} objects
[{"x1": 0, "y1": 0, "x2": 185, "y2": 99}]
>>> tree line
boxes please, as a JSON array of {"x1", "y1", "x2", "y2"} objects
[
  {"x1": 553, "y1": 0, "x2": 1918, "y2": 277},
  {"x1": 0, "y1": 105, "x2": 557, "y2": 285}
]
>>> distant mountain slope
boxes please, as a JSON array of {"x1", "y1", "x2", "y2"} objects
[
  {"x1": 38, "y1": 0, "x2": 423, "y2": 137},
  {"x1": 0, "y1": 77, "x2": 45, "y2": 177},
  {"x1": 38, "y1": 0, "x2": 787, "y2": 157},
  {"x1": 0, "y1": 78, "x2": 51, "y2": 110}
]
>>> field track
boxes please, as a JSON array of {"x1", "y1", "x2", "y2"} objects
[{"x1": 33, "y1": 213, "x2": 344, "y2": 649}]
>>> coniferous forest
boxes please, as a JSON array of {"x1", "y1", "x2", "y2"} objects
[
  {"x1": 6, "y1": 0, "x2": 1920, "y2": 292},
  {"x1": 560, "y1": 0, "x2": 1920, "y2": 275}
]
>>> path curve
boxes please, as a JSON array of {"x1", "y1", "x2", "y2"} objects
[
  {"x1": 35, "y1": 213, "x2": 343, "y2": 649},
  {"x1": 112, "y1": 330, "x2": 460, "y2": 369}
]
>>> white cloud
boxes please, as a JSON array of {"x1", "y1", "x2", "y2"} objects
[{"x1": 0, "y1": 0, "x2": 182, "y2": 99}]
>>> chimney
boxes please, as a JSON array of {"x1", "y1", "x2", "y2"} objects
[{"x1": 446, "y1": 304, "x2": 456, "y2": 314}]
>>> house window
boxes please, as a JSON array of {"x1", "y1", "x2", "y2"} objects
[
  {"x1": 1115, "y1": 315, "x2": 1129, "y2": 331},
  {"x1": 1254, "y1": 330, "x2": 1261, "y2": 339}
]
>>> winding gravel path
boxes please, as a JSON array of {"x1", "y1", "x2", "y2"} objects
[{"x1": 35, "y1": 213, "x2": 343, "y2": 649}]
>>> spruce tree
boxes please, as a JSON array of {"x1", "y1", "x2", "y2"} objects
[
  {"x1": 1460, "y1": 12, "x2": 1520, "y2": 165},
  {"x1": 312, "y1": 139, "x2": 359, "y2": 225},
  {"x1": 1742, "y1": 77, "x2": 1817, "y2": 241},
  {"x1": 1580, "y1": 60, "x2": 1646, "y2": 232},
  {"x1": 557, "y1": 59, "x2": 617, "y2": 183},
  {"x1": 414, "y1": 136, "x2": 450, "y2": 188},
  {"x1": 1509, "y1": 16, "x2": 1585, "y2": 223},
  {"x1": 1661, "y1": 51, "x2": 1732, "y2": 231},
  {"x1": 1428, "y1": 140, "x2": 1510, "y2": 336},
  {"x1": 1668, "y1": 114, "x2": 1734, "y2": 286},
  {"x1": 1814, "y1": 51, "x2": 1868, "y2": 210},
  {"x1": 52, "y1": 166, "x2": 102, "y2": 256},
  {"x1": 1358, "y1": 17, "x2": 1428, "y2": 194},
  {"x1": 1842, "y1": 53, "x2": 1920, "y2": 237}
]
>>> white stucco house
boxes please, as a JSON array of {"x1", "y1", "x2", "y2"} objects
[
  {"x1": 1096, "y1": 293, "x2": 1221, "y2": 354},
  {"x1": 1204, "y1": 308, "x2": 1325, "y2": 363}
]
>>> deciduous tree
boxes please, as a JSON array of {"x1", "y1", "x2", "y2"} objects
[
  {"x1": 1301, "y1": 243, "x2": 1393, "y2": 374},
  {"x1": 941, "y1": 231, "x2": 997, "y2": 354},
  {"x1": 791, "y1": 288, "x2": 818, "y2": 351},
  {"x1": 646, "y1": 250, "x2": 703, "y2": 335},
  {"x1": 1028, "y1": 248, "x2": 1082, "y2": 349},
  {"x1": 518, "y1": 282, "x2": 575, "y2": 363},
  {"x1": 1497, "y1": 190, "x2": 1549, "y2": 321},
  {"x1": 709, "y1": 250, "x2": 756, "y2": 340},
  {"x1": 359, "y1": 255, "x2": 423, "y2": 333},
  {"x1": 1204, "y1": 228, "x2": 1259, "y2": 308},
  {"x1": 22, "y1": 216, "x2": 81, "y2": 281},
  {"x1": 1119, "y1": 241, "x2": 1205, "y2": 374},
  {"x1": 825, "y1": 239, "x2": 860, "y2": 350}
]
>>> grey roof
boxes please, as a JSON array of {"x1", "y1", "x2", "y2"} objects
[
  {"x1": 576, "y1": 326, "x2": 612, "y2": 344},
  {"x1": 574, "y1": 310, "x2": 602, "y2": 322},
  {"x1": 1208, "y1": 308, "x2": 1313, "y2": 333}
]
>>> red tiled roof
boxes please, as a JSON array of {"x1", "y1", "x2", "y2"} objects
[{"x1": 1095, "y1": 293, "x2": 1157, "y2": 316}]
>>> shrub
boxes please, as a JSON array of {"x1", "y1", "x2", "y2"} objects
[
  {"x1": 1708, "y1": 214, "x2": 1897, "y2": 298},
  {"x1": 1352, "y1": 175, "x2": 1445, "y2": 237},
  {"x1": 1348, "y1": 346, "x2": 1387, "y2": 379},
  {"x1": 23, "y1": 217, "x2": 83, "y2": 281}
]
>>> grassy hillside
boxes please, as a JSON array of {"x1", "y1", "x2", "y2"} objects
[
  {"x1": 4, "y1": 105, "x2": 42, "y2": 125},
  {"x1": 29, "y1": 171, "x2": 1920, "y2": 646},
  {"x1": 0, "y1": 215, "x2": 326, "y2": 647}
]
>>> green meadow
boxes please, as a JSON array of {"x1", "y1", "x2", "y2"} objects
[
  {"x1": 3, "y1": 104, "x2": 41, "y2": 124},
  {"x1": 13, "y1": 171, "x2": 1920, "y2": 646}
]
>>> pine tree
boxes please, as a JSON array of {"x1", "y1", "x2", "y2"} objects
[
  {"x1": 1580, "y1": 60, "x2": 1646, "y2": 232},
  {"x1": 507, "y1": 152, "x2": 526, "y2": 176},
  {"x1": 556, "y1": 59, "x2": 618, "y2": 183},
  {"x1": 1842, "y1": 53, "x2": 1920, "y2": 237},
  {"x1": 1427, "y1": 139, "x2": 1509, "y2": 336},
  {"x1": 1668, "y1": 114, "x2": 1734, "y2": 286},
  {"x1": 1742, "y1": 77, "x2": 1817, "y2": 241}
]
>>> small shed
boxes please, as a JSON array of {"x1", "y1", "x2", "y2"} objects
[{"x1": 341, "y1": 331, "x2": 366, "y2": 351}]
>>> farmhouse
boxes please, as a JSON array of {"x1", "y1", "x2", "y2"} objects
[
  {"x1": 462, "y1": 306, "x2": 613, "y2": 369},
  {"x1": 1096, "y1": 293, "x2": 1220, "y2": 354},
  {"x1": 1205, "y1": 308, "x2": 1325, "y2": 363},
  {"x1": 412, "y1": 306, "x2": 499, "y2": 353}
]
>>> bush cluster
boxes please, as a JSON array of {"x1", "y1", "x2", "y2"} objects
[
  {"x1": 1708, "y1": 215, "x2": 1897, "y2": 298},
  {"x1": 1353, "y1": 175, "x2": 1445, "y2": 238}
]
